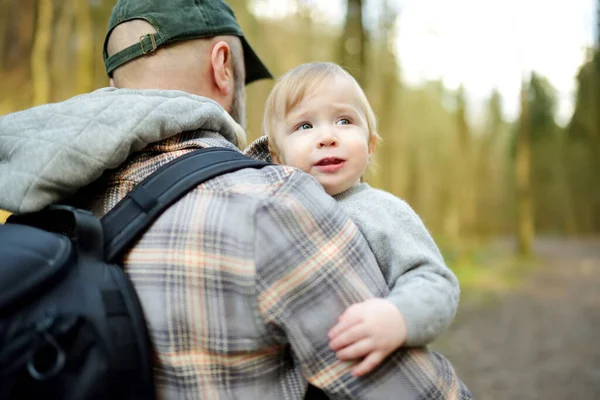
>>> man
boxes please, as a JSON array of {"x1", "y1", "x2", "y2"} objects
[{"x1": 0, "y1": 0, "x2": 471, "y2": 398}]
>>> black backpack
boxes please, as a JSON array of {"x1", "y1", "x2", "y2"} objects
[{"x1": 0, "y1": 147, "x2": 267, "y2": 400}]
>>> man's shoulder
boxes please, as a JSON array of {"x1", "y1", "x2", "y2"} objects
[{"x1": 214, "y1": 163, "x2": 332, "y2": 206}]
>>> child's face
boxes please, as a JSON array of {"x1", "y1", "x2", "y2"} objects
[{"x1": 272, "y1": 76, "x2": 371, "y2": 196}]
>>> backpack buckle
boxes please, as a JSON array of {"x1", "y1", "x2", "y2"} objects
[{"x1": 27, "y1": 318, "x2": 66, "y2": 381}]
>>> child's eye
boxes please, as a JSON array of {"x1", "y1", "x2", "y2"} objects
[
  {"x1": 336, "y1": 118, "x2": 351, "y2": 126},
  {"x1": 296, "y1": 123, "x2": 313, "y2": 131}
]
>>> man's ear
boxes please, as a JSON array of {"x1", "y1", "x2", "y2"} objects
[{"x1": 210, "y1": 40, "x2": 234, "y2": 97}]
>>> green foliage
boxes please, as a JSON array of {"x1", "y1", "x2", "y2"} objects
[
  {"x1": 436, "y1": 237, "x2": 538, "y2": 296},
  {"x1": 528, "y1": 72, "x2": 559, "y2": 140},
  {"x1": 0, "y1": 0, "x2": 597, "y2": 239},
  {"x1": 567, "y1": 53, "x2": 600, "y2": 233},
  {"x1": 486, "y1": 89, "x2": 504, "y2": 133},
  {"x1": 569, "y1": 61, "x2": 597, "y2": 139}
]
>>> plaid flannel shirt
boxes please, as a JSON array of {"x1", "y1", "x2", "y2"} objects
[{"x1": 86, "y1": 133, "x2": 471, "y2": 399}]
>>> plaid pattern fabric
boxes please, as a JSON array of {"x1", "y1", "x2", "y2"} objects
[
  {"x1": 87, "y1": 134, "x2": 471, "y2": 399},
  {"x1": 243, "y1": 135, "x2": 272, "y2": 162}
]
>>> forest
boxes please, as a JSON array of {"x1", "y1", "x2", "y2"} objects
[{"x1": 0, "y1": 0, "x2": 599, "y2": 255}]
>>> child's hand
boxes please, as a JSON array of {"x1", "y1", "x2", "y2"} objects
[{"x1": 328, "y1": 299, "x2": 408, "y2": 377}]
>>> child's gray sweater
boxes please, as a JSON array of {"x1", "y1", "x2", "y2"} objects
[{"x1": 334, "y1": 183, "x2": 459, "y2": 346}]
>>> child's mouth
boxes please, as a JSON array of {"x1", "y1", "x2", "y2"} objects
[{"x1": 314, "y1": 157, "x2": 345, "y2": 172}]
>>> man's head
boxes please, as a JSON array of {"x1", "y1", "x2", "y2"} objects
[
  {"x1": 103, "y1": 0, "x2": 271, "y2": 130},
  {"x1": 263, "y1": 62, "x2": 380, "y2": 195}
]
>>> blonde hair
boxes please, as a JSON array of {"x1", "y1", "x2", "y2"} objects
[{"x1": 263, "y1": 62, "x2": 381, "y2": 159}]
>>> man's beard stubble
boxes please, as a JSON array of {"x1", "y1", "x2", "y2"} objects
[{"x1": 229, "y1": 80, "x2": 246, "y2": 130}]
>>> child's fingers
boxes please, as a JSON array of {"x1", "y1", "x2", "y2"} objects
[
  {"x1": 338, "y1": 303, "x2": 365, "y2": 323},
  {"x1": 351, "y1": 351, "x2": 385, "y2": 377},
  {"x1": 335, "y1": 338, "x2": 374, "y2": 361},
  {"x1": 328, "y1": 316, "x2": 359, "y2": 339},
  {"x1": 328, "y1": 324, "x2": 367, "y2": 351}
]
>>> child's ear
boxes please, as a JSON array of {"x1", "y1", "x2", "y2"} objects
[
  {"x1": 368, "y1": 134, "x2": 378, "y2": 159},
  {"x1": 270, "y1": 149, "x2": 281, "y2": 164}
]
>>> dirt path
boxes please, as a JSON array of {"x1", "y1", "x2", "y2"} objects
[{"x1": 432, "y1": 238, "x2": 600, "y2": 400}]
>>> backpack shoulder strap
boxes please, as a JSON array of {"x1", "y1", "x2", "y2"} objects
[{"x1": 102, "y1": 147, "x2": 269, "y2": 263}]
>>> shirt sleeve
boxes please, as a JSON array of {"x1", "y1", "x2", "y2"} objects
[
  {"x1": 254, "y1": 171, "x2": 471, "y2": 399},
  {"x1": 350, "y1": 191, "x2": 461, "y2": 346}
]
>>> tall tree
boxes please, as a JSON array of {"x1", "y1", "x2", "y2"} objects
[
  {"x1": 370, "y1": 0, "x2": 400, "y2": 193},
  {"x1": 477, "y1": 89, "x2": 506, "y2": 233},
  {"x1": 444, "y1": 85, "x2": 473, "y2": 237},
  {"x1": 486, "y1": 89, "x2": 504, "y2": 133},
  {"x1": 31, "y1": 0, "x2": 54, "y2": 106},
  {"x1": 527, "y1": 72, "x2": 558, "y2": 139},
  {"x1": 515, "y1": 78, "x2": 534, "y2": 256},
  {"x1": 1, "y1": 0, "x2": 35, "y2": 72},
  {"x1": 567, "y1": 51, "x2": 599, "y2": 232},
  {"x1": 0, "y1": 0, "x2": 36, "y2": 113},
  {"x1": 595, "y1": 0, "x2": 600, "y2": 143},
  {"x1": 52, "y1": 0, "x2": 74, "y2": 101},
  {"x1": 591, "y1": 0, "x2": 600, "y2": 230},
  {"x1": 296, "y1": 0, "x2": 314, "y2": 60},
  {"x1": 526, "y1": 72, "x2": 574, "y2": 233},
  {"x1": 75, "y1": 0, "x2": 94, "y2": 94},
  {"x1": 0, "y1": 0, "x2": 10, "y2": 67},
  {"x1": 338, "y1": 0, "x2": 366, "y2": 86},
  {"x1": 569, "y1": 55, "x2": 596, "y2": 139}
]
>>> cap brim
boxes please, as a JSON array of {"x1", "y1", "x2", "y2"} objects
[{"x1": 240, "y1": 37, "x2": 272, "y2": 85}]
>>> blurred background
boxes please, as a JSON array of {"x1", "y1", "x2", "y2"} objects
[{"x1": 1, "y1": 0, "x2": 599, "y2": 398}]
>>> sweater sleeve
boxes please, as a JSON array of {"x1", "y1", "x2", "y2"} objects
[{"x1": 339, "y1": 188, "x2": 460, "y2": 346}]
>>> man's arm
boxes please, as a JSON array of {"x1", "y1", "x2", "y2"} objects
[{"x1": 254, "y1": 171, "x2": 471, "y2": 399}]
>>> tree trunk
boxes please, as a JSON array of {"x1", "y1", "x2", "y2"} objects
[
  {"x1": 75, "y1": 0, "x2": 93, "y2": 94},
  {"x1": 2, "y1": 0, "x2": 35, "y2": 69},
  {"x1": 52, "y1": 0, "x2": 74, "y2": 101},
  {"x1": 339, "y1": 0, "x2": 366, "y2": 86},
  {"x1": 297, "y1": 0, "x2": 313, "y2": 61},
  {"x1": 456, "y1": 86, "x2": 475, "y2": 236},
  {"x1": 1, "y1": 0, "x2": 35, "y2": 113},
  {"x1": 375, "y1": 1, "x2": 399, "y2": 193},
  {"x1": 593, "y1": 2, "x2": 600, "y2": 231},
  {"x1": 515, "y1": 79, "x2": 535, "y2": 256},
  {"x1": 0, "y1": 0, "x2": 9, "y2": 66},
  {"x1": 31, "y1": 0, "x2": 53, "y2": 106},
  {"x1": 477, "y1": 90, "x2": 505, "y2": 234}
]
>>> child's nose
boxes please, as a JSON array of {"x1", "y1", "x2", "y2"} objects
[{"x1": 317, "y1": 130, "x2": 338, "y2": 148}]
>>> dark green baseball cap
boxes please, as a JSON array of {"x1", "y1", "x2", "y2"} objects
[{"x1": 103, "y1": 0, "x2": 272, "y2": 85}]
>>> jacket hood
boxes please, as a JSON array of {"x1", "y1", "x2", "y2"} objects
[{"x1": 0, "y1": 87, "x2": 241, "y2": 214}]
